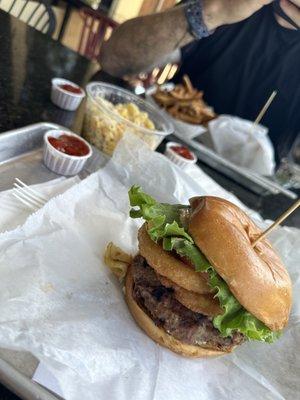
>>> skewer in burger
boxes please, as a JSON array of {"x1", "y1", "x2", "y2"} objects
[{"x1": 124, "y1": 186, "x2": 292, "y2": 357}]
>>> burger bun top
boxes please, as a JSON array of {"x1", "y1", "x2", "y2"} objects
[{"x1": 188, "y1": 196, "x2": 292, "y2": 331}]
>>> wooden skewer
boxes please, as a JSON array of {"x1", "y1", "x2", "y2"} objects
[
  {"x1": 254, "y1": 90, "x2": 277, "y2": 125},
  {"x1": 252, "y1": 199, "x2": 300, "y2": 247}
]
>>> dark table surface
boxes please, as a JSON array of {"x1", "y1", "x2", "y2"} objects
[
  {"x1": 0, "y1": 9, "x2": 98, "y2": 133},
  {"x1": 0, "y1": 9, "x2": 299, "y2": 400}
]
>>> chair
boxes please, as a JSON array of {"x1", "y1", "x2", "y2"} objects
[
  {"x1": 78, "y1": 7, "x2": 119, "y2": 60},
  {"x1": 0, "y1": 0, "x2": 56, "y2": 36}
]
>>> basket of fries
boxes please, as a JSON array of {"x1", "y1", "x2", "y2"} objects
[
  {"x1": 146, "y1": 75, "x2": 216, "y2": 140},
  {"x1": 83, "y1": 82, "x2": 173, "y2": 156}
]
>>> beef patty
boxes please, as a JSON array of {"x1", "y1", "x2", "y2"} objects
[{"x1": 131, "y1": 255, "x2": 245, "y2": 352}]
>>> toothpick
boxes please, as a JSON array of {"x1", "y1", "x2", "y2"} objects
[
  {"x1": 252, "y1": 199, "x2": 300, "y2": 247},
  {"x1": 254, "y1": 90, "x2": 277, "y2": 125}
]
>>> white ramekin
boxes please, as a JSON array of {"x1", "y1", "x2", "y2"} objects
[
  {"x1": 165, "y1": 141, "x2": 197, "y2": 170},
  {"x1": 43, "y1": 130, "x2": 92, "y2": 176},
  {"x1": 51, "y1": 78, "x2": 85, "y2": 111}
]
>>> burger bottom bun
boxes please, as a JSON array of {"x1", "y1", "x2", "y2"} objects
[{"x1": 125, "y1": 266, "x2": 226, "y2": 358}]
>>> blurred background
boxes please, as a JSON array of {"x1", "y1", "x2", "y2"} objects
[{"x1": 0, "y1": 0, "x2": 180, "y2": 52}]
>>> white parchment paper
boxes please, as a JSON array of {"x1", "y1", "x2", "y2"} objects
[
  {"x1": 0, "y1": 176, "x2": 80, "y2": 233},
  {"x1": 208, "y1": 115, "x2": 276, "y2": 176},
  {"x1": 0, "y1": 134, "x2": 299, "y2": 400}
]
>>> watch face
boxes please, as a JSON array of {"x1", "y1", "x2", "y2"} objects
[{"x1": 273, "y1": 0, "x2": 299, "y2": 29}]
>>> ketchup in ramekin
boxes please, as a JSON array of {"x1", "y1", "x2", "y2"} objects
[
  {"x1": 48, "y1": 134, "x2": 90, "y2": 157},
  {"x1": 165, "y1": 141, "x2": 197, "y2": 170},
  {"x1": 59, "y1": 84, "x2": 83, "y2": 95},
  {"x1": 170, "y1": 145, "x2": 195, "y2": 160}
]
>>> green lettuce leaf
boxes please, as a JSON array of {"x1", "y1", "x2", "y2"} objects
[
  {"x1": 129, "y1": 185, "x2": 280, "y2": 343},
  {"x1": 129, "y1": 185, "x2": 190, "y2": 241},
  {"x1": 163, "y1": 237, "x2": 210, "y2": 272},
  {"x1": 208, "y1": 268, "x2": 280, "y2": 342}
]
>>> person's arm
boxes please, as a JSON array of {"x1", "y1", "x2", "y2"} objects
[{"x1": 100, "y1": 0, "x2": 273, "y2": 77}]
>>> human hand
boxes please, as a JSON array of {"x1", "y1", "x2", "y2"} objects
[
  {"x1": 203, "y1": 0, "x2": 274, "y2": 30},
  {"x1": 279, "y1": 0, "x2": 300, "y2": 28}
]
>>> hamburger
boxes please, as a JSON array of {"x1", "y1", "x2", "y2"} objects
[{"x1": 124, "y1": 185, "x2": 292, "y2": 357}]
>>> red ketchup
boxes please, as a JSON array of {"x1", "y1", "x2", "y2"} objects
[
  {"x1": 170, "y1": 145, "x2": 194, "y2": 160},
  {"x1": 48, "y1": 134, "x2": 89, "y2": 157},
  {"x1": 59, "y1": 84, "x2": 82, "y2": 95}
]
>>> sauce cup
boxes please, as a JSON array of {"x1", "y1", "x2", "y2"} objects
[
  {"x1": 43, "y1": 130, "x2": 92, "y2": 176},
  {"x1": 165, "y1": 141, "x2": 197, "y2": 170},
  {"x1": 51, "y1": 78, "x2": 85, "y2": 111}
]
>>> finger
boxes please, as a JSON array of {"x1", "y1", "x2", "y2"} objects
[
  {"x1": 280, "y1": 0, "x2": 300, "y2": 24},
  {"x1": 285, "y1": 0, "x2": 300, "y2": 7}
]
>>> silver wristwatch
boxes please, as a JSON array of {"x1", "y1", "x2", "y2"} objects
[{"x1": 184, "y1": 0, "x2": 213, "y2": 39}]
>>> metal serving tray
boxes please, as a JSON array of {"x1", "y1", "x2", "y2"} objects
[
  {"x1": 146, "y1": 85, "x2": 297, "y2": 199},
  {"x1": 171, "y1": 133, "x2": 297, "y2": 200},
  {"x1": 0, "y1": 122, "x2": 108, "y2": 192},
  {"x1": 0, "y1": 122, "x2": 108, "y2": 400}
]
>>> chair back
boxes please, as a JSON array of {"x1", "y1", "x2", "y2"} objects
[
  {"x1": 0, "y1": 0, "x2": 56, "y2": 36},
  {"x1": 78, "y1": 8, "x2": 118, "y2": 60}
]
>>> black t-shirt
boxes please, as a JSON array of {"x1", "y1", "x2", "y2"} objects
[{"x1": 174, "y1": 4, "x2": 300, "y2": 159}]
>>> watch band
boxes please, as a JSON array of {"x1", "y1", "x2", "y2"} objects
[{"x1": 184, "y1": 0, "x2": 212, "y2": 40}]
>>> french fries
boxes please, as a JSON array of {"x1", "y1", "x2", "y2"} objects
[{"x1": 153, "y1": 75, "x2": 216, "y2": 125}]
